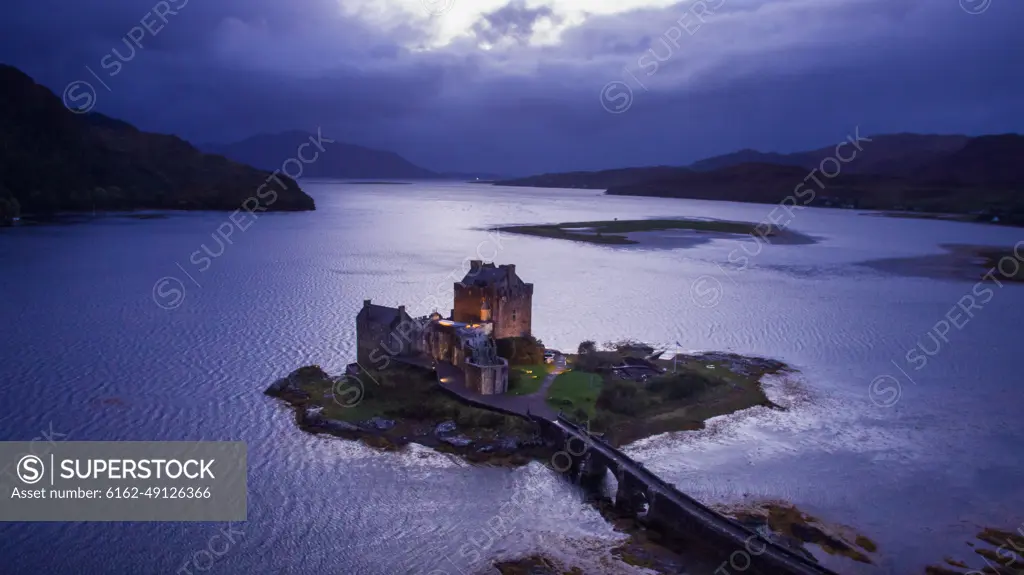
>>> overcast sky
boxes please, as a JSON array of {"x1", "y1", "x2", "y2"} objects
[{"x1": 2, "y1": 0, "x2": 1021, "y2": 175}]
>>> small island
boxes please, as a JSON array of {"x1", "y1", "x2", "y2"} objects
[
  {"x1": 862, "y1": 243, "x2": 1024, "y2": 283},
  {"x1": 264, "y1": 261, "x2": 789, "y2": 462},
  {"x1": 264, "y1": 260, "x2": 863, "y2": 574},
  {"x1": 264, "y1": 343, "x2": 786, "y2": 464},
  {"x1": 491, "y1": 218, "x2": 816, "y2": 248}
]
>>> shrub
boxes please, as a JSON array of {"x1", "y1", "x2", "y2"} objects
[
  {"x1": 0, "y1": 195, "x2": 19, "y2": 225},
  {"x1": 293, "y1": 365, "x2": 330, "y2": 383},
  {"x1": 457, "y1": 410, "x2": 505, "y2": 429},
  {"x1": 507, "y1": 369, "x2": 524, "y2": 390},
  {"x1": 591, "y1": 412, "x2": 616, "y2": 433},
  {"x1": 574, "y1": 350, "x2": 618, "y2": 372},
  {"x1": 612, "y1": 340, "x2": 654, "y2": 355},
  {"x1": 497, "y1": 336, "x2": 545, "y2": 365},
  {"x1": 647, "y1": 370, "x2": 723, "y2": 401},
  {"x1": 596, "y1": 379, "x2": 647, "y2": 416}
]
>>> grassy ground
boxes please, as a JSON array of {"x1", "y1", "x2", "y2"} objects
[
  {"x1": 545, "y1": 369, "x2": 603, "y2": 418},
  {"x1": 267, "y1": 364, "x2": 559, "y2": 466},
  {"x1": 292, "y1": 365, "x2": 532, "y2": 434},
  {"x1": 507, "y1": 363, "x2": 553, "y2": 396},
  {"x1": 494, "y1": 218, "x2": 794, "y2": 246},
  {"x1": 552, "y1": 349, "x2": 784, "y2": 445}
]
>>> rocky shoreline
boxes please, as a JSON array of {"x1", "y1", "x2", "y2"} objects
[
  {"x1": 491, "y1": 498, "x2": 883, "y2": 575},
  {"x1": 264, "y1": 365, "x2": 555, "y2": 466},
  {"x1": 263, "y1": 347, "x2": 789, "y2": 465},
  {"x1": 263, "y1": 355, "x2": 889, "y2": 573}
]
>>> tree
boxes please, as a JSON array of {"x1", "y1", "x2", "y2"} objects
[
  {"x1": 0, "y1": 195, "x2": 19, "y2": 225},
  {"x1": 497, "y1": 336, "x2": 544, "y2": 365},
  {"x1": 578, "y1": 340, "x2": 597, "y2": 355}
]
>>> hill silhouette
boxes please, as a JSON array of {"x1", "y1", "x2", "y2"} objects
[
  {"x1": 0, "y1": 64, "x2": 315, "y2": 225},
  {"x1": 203, "y1": 132, "x2": 438, "y2": 179},
  {"x1": 494, "y1": 132, "x2": 1024, "y2": 223}
]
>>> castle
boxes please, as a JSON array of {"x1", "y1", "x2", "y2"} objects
[{"x1": 356, "y1": 261, "x2": 534, "y2": 395}]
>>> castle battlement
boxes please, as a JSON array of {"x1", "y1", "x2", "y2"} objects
[
  {"x1": 355, "y1": 261, "x2": 532, "y2": 395},
  {"x1": 453, "y1": 260, "x2": 532, "y2": 340}
]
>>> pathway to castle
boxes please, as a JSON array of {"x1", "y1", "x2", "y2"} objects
[
  {"x1": 527, "y1": 353, "x2": 566, "y2": 407},
  {"x1": 436, "y1": 354, "x2": 566, "y2": 421}
]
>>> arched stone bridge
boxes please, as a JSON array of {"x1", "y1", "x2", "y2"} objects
[{"x1": 535, "y1": 414, "x2": 841, "y2": 575}]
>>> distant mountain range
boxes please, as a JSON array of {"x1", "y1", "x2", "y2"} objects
[
  {"x1": 4, "y1": 57, "x2": 1020, "y2": 228},
  {"x1": 494, "y1": 133, "x2": 1024, "y2": 222},
  {"x1": 688, "y1": 133, "x2": 973, "y2": 175},
  {"x1": 202, "y1": 132, "x2": 440, "y2": 180},
  {"x1": 202, "y1": 132, "x2": 513, "y2": 181},
  {"x1": 0, "y1": 64, "x2": 314, "y2": 225}
]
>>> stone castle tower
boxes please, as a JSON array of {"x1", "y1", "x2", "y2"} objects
[{"x1": 452, "y1": 261, "x2": 532, "y2": 339}]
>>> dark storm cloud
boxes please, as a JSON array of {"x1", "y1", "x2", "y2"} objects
[
  {"x1": 1, "y1": 0, "x2": 1022, "y2": 175},
  {"x1": 471, "y1": 1, "x2": 561, "y2": 45}
]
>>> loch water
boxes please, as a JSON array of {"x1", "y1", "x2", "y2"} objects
[{"x1": 1, "y1": 181, "x2": 1022, "y2": 574}]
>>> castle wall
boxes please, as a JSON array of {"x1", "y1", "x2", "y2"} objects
[
  {"x1": 453, "y1": 282, "x2": 533, "y2": 339},
  {"x1": 356, "y1": 311, "x2": 424, "y2": 369},
  {"x1": 493, "y1": 287, "x2": 532, "y2": 339},
  {"x1": 464, "y1": 359, "x2": 509, "y2": 395},
  {"x1": 452, "y1": 284, "x2": 488, "y2": 324},
  {"x1": 356, "y1": 317, "x2": 393, "y2": 369}
]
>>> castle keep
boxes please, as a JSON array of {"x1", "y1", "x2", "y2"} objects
[
  {"x1": 355, "y1": 261, "x2": 533, "y2": 395},
  {"x1": 452, "y1": 261, "x2": 533, "y2": 339}
]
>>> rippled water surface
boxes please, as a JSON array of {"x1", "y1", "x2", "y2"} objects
[{"x1": 1, "y1": 182, "x2": 1022, "y2": 574}]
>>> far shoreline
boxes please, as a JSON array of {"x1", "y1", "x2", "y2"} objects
[
  {"x1": 491, "y1": 218, "x2": 817, "y2": 249},
  {"x1": 860, "y1": 243, "x2": 1024, "y2": 283},
  {"x1": 865, "y1": 210, "x2": 1023, "y2": 228}
]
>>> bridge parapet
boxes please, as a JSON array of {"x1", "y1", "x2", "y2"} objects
[{"x1": 543, "y1": 415, "x2": 839, "y2": 575}]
